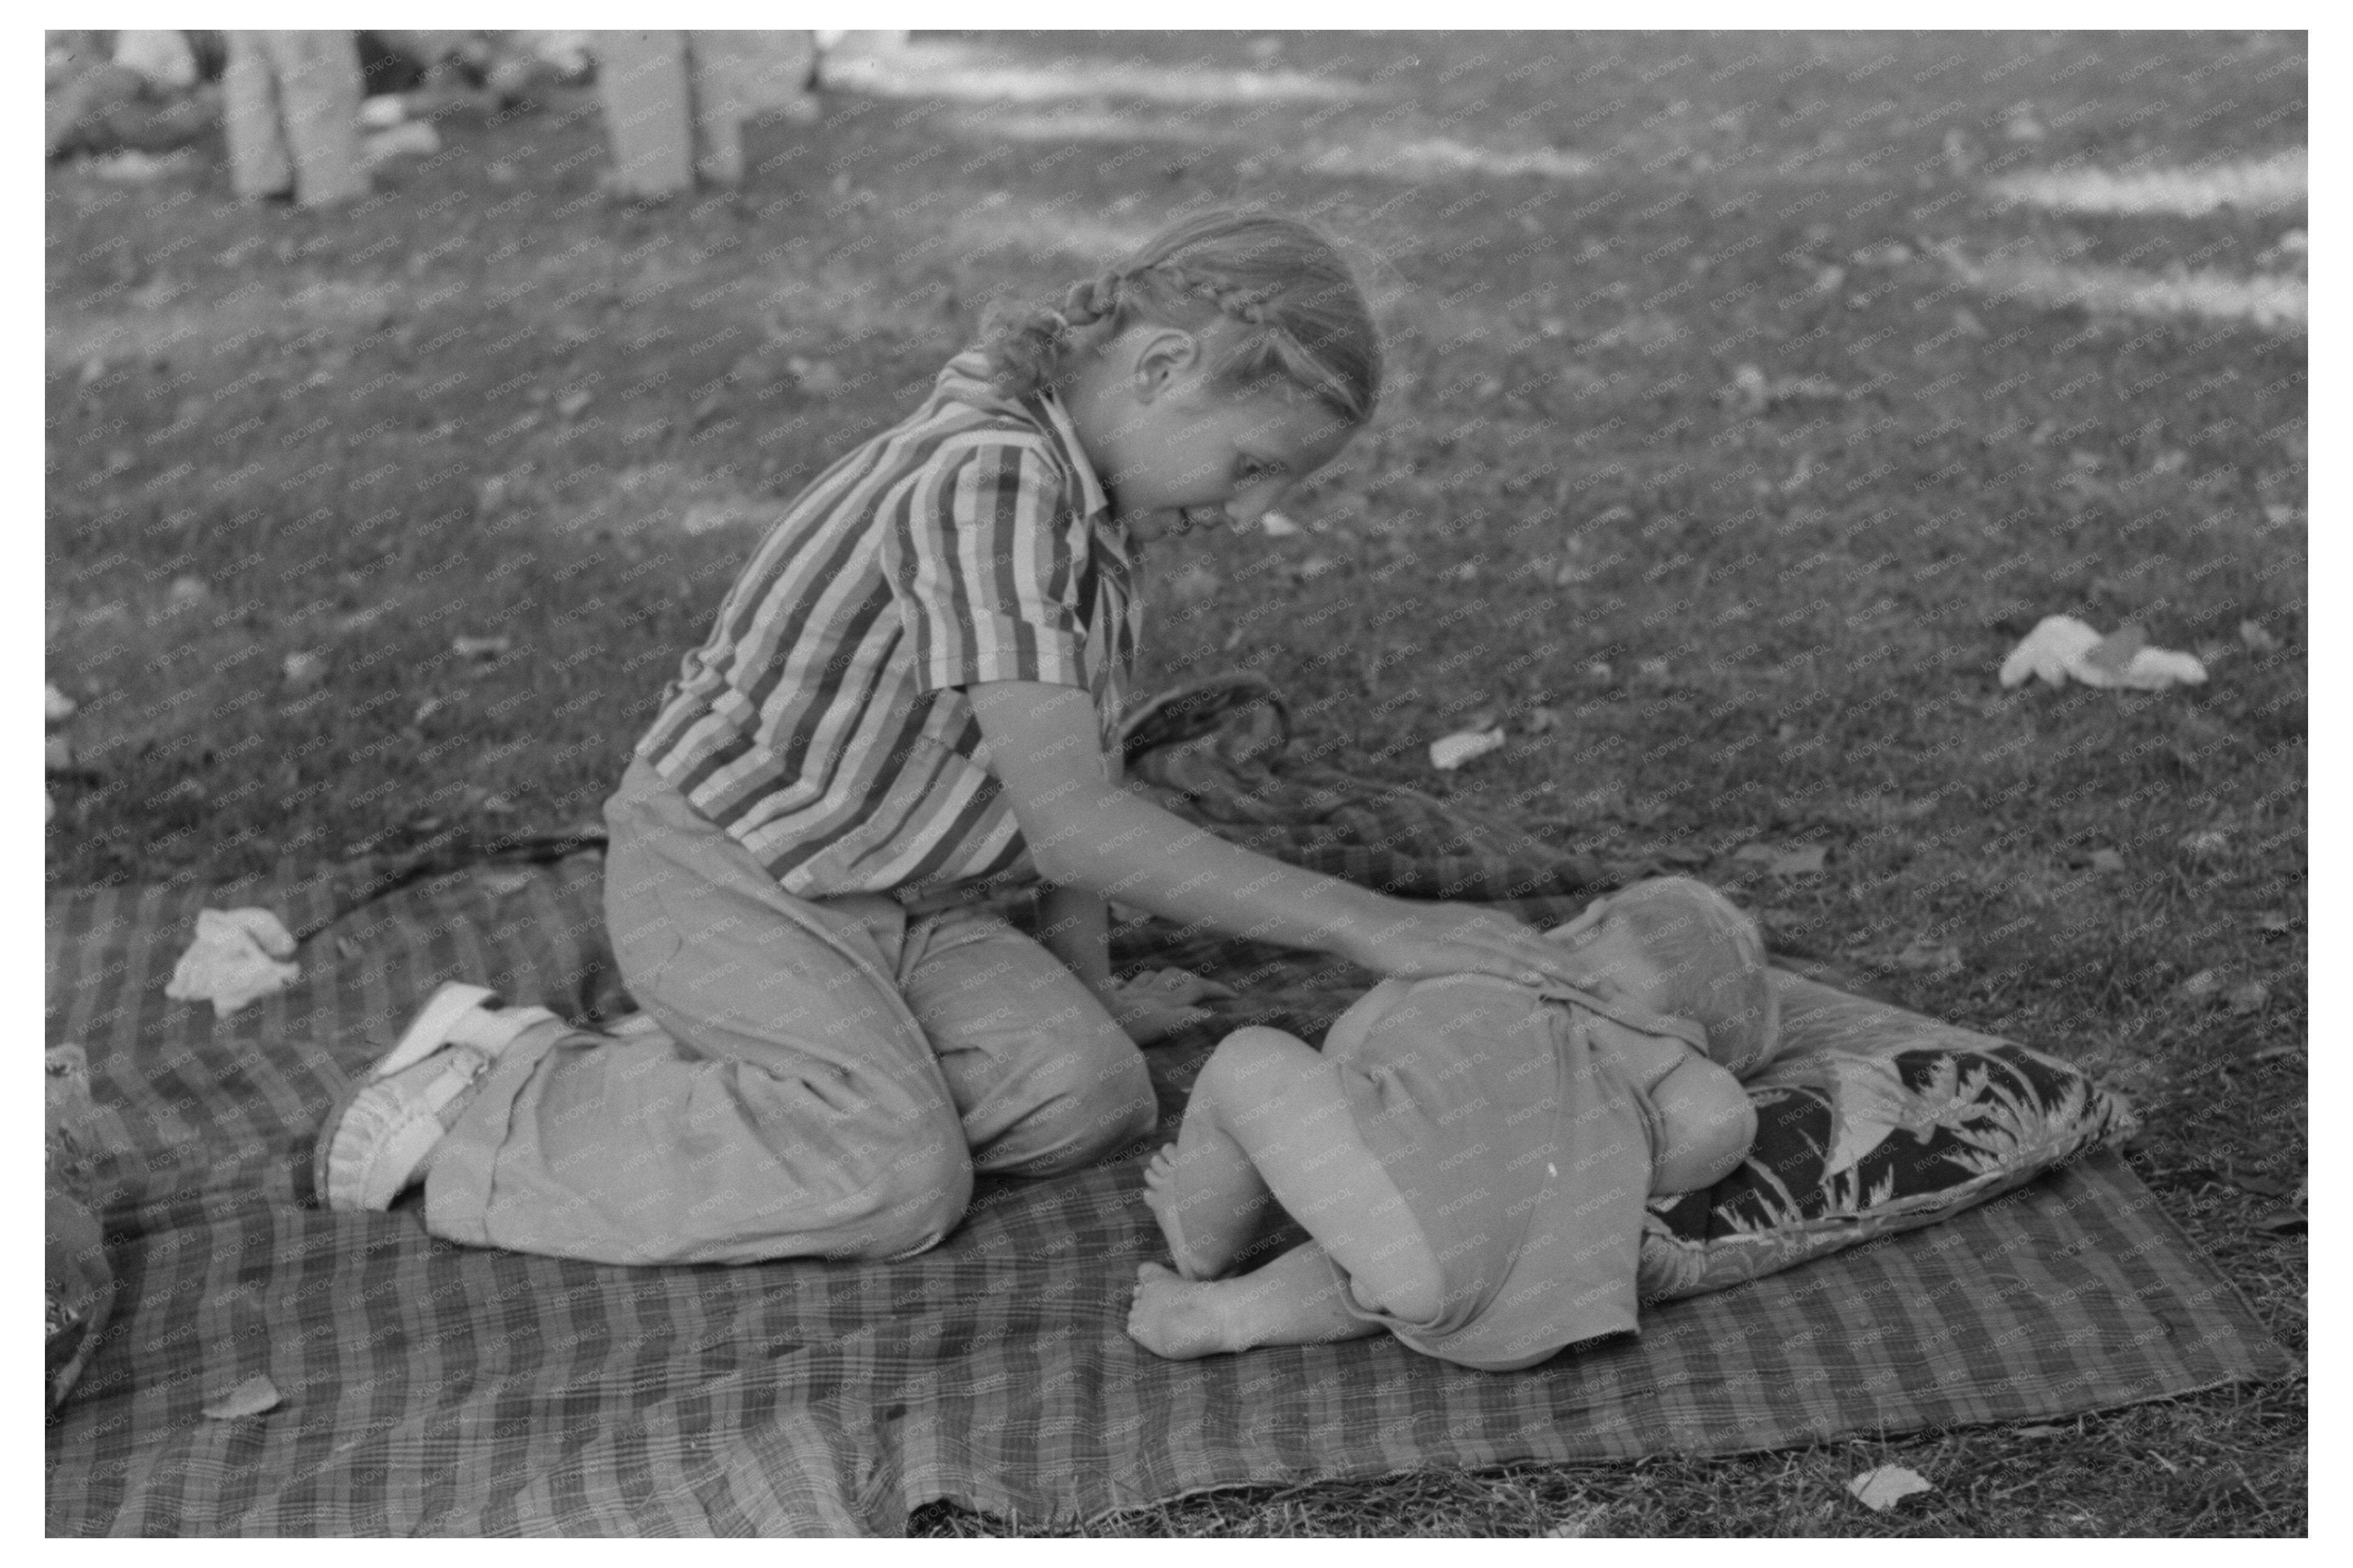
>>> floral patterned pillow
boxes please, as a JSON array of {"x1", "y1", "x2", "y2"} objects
[{"x1": 1636, "y1": 974, "x2": 2138, "y2": 1303}]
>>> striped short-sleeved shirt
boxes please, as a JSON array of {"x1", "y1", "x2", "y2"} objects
[{"x1": 632, "y1": 350, "x2": 1139, "y2": 903}]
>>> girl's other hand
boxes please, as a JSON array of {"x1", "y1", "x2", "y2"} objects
[
  {"x1": 1344, "y1": 900, "x2": 1598, "y2": 989},
  {"x1": 1106, "y1": 967, "x2": 1239, "y2": 1045}
]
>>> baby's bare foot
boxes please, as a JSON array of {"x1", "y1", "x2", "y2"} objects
[
  {"x1": 1126, "y1": 1263, "x2": 1238, "y2": 1360},
  {"x1": 1139, "y1": 1145, "x2": 1211, "y2": 1280}
]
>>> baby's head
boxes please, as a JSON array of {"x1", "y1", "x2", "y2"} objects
[
  {"x1": 1551, "y1": 878, "x2": 1780, "y2": 1078},
  {"x1": 982, "y1": 209, "x2": 1382, "y2": 534}
]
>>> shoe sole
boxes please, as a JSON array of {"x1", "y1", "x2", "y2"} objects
[{"x1": 312, "y1": 982, "x2": 503, "y2": 1210}]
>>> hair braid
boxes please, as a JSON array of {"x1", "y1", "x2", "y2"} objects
[
  {"x1": 1055, "y1": 270, "x2": 1126, "y2": 331},
  {"x1": 978, "y1": 209, "x2": 1381, "y2": 422}
]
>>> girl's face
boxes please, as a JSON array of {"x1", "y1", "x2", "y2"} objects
[{"x1": 1069, "y1": 326, "x2": 1355, "y2": 543}]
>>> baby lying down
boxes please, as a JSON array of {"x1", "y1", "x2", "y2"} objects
[{"x1": 1128, "y1": 877, "x2": 1779, "y2": 1372}]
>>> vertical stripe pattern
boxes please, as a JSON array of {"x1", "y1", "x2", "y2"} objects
[{"x1": 636, "y1": 351, "x2": 1137, "y2": 902}]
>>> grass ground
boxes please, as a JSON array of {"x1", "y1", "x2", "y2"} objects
[{"x1": 44, "y1": 29, "x2": 2304, "y2": 1536}]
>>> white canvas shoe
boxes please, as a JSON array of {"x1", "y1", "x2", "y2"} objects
[{"x1": 313, "y1": 983, "x2": 556, "y2": 1211}]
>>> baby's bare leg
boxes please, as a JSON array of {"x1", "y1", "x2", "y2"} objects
[
  {"x1": 1143, "y1": 1027, "x2": 1298, "y2": 1279},
  {"x1": 1151, "y1": 1025, "x2": 1442, "y2": 1321},
  {"x1": 1126, "y1": 1241, "x2": 1387, "y2": 1360}
]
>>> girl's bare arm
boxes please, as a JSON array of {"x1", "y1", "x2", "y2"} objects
[{"x1": 965, "y1": 679, "x2": 1598, "y2": 988}]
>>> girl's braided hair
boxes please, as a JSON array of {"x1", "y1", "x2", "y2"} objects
[{"x1": 980, "y1": 209, "x2": 1382, "y2": 425}]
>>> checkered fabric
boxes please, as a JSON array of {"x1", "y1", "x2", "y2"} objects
[{"x1": 44, "y1": 685, "x2": 2293, "y2": 1535}]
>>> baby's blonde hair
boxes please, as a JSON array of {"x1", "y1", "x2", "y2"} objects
[
  {"x1": 981, "y1": 208, "x2": 1382, "y2": 425},
  {"x1": 1565, "y1": 878, "x2": 1781, "y2": 1078}
]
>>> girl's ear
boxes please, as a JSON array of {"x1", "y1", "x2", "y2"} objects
[{"x1": 1128, "y1": 327, "x2": 1203, "y2": 402}]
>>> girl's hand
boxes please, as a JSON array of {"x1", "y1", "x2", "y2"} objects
[
  {"x1": 1343, "y1": 900, "x2": 1598, "y2": 990},
  {"x1": 1105, "y1": 967, "x2": 1240, "y2": 1045}
]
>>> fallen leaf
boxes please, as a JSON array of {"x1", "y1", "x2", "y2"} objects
[
  {"x1": 2225, "y1": 980, "x2": 2270, "y2": 1016},
  {"x1": 282, "y1": 651, "x2": 330, "y2": 689},
  {"x1": 335, "y1": 935, "x2": 364, "y2": 961},
  {"x1": 1522, "y1": 707, "x2": 1561, "y2": 735},
  {"x1": 2255, "y1": 910, "x2": 2293, "y2": 934},
  {"x1": 477, "y1": 869, "x2": 534, "y2": 899},
  {"x1": 2000, "y1": 614, "x2": 2205, "y2": 691},
  {"x1": 46, "y1": 734, "x2": 75, "y2": 773},
  {"x1": 412, "y1": 697, "x2": 446, "y2": 727},
  {"x1": 452, "y1": 634, "x2": 512, "y2": 661},
  {"x1": 1635, "y1": 656, "x2": 1670, "y2": 682},
  {"x1": 2178, "y1": 829, "x2": 2230, "y2": 860},
  {"x1": 1259, "y1": 511, "x2": 1301, "y2": 537},
  {"x1": 2179, "y1": 969, "x2": 2222, "y2": 1000},
  {"x1": 202, "y1": 1374, "x2": 283, "y2": 1420},
  {"x1": 2252, "y1": 1209, "x2": 2306, "y2": 1235},
  {"x1": 46, "y1": 683, "x2": 78, "y2": 724},
  {"x1": 557, "y1": 389, "x2": 594, "y2": 419},
  {"x1": 2089, "y1": 849, "x2": 2127, "y2": 874},
  {"x1": 1429, "y1": 727, "x2": 1507, "y2": 772},
  {"x1": 2000, "y1": 614, "x2": 2101, "y2": 685},
  {"x1": 2239, "y1": 620, "x2": 2280, "y2": 654},
  {"x1": 1294, "y1": 553, "x2": 1338, "y2": 581},
  {"x1": 2014, "y1": 1425, "x2": 2068, "y2": 1439},
  {"x1": 1848, "y1": 1464, "x2": 1933, "y2": 1512}
]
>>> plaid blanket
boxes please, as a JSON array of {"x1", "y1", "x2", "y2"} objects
[{"x1": 44, "y1": 683, "x2": 2295, "y2": 1535}]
